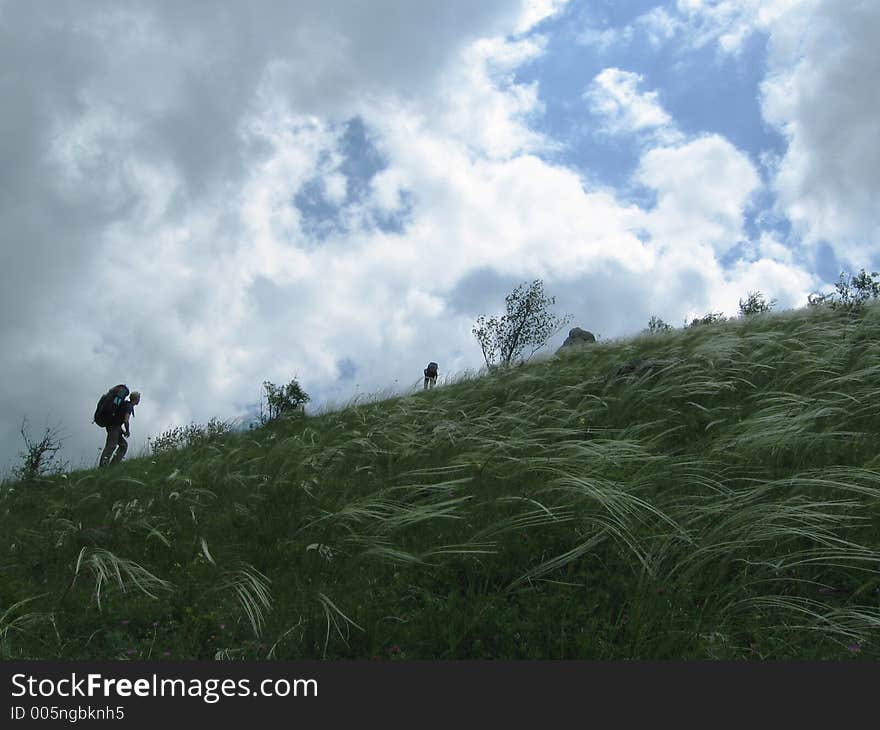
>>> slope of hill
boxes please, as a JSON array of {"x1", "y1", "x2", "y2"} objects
[{"x1": 2, "y1": 302, "x2": 879, "y2": 659}]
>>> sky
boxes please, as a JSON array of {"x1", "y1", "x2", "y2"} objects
[{"x1": 1, "y1": 0, "x2": 878, "y2": 474}]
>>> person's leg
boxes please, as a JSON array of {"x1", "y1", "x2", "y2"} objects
[
  {"x1": 424, "y1": 376, "x2": 429, "y2": 390},
  {"x1": 99, "y1": 427, "x2": 120, "y2": 467},
  {"x1": 110, "y1": 433, "x2": 128, "y2": 464}
]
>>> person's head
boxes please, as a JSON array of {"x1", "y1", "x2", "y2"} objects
[{"x1": 129, "y1": 391, "x2": 141, "y2": 405}]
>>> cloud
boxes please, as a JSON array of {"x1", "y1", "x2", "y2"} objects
[
  {"x1": 759, "y1": 0, "x2": 880, "y2": 266},
  {"x1": 623, "y1": 132, "x2": 818, "y2": 323},
  {"x1": 636, "y1": 0, "x2": 804, "y2": 54},
  {"x1": 636, "y1": 135, "x2": 761, "y2": 254},
  {"x1": 576, "y1": 24, "x2": 634, "y2": 52},
  {"x1": 625, "y1": 0, "x2": 880, "y2": 269},
  {"x1": 703, "y1": 256, "x2": 816, "y2": 321},
  {"x1": 620, "y1": 0, "x2": 879, "y2": 269},
  {"x1": 585, "y1": 68, "x2": 679, "y2": 141},
  {"x1": 514, "y1": 0, "x2": 570, "y2": 34},
  {"x1": 635, "y1": 7, "x2": 683, "y2": 48}
]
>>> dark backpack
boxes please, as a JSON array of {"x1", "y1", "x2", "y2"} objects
[
  {"x1": 425, "y1": 362, "x2": 438, "y2": 377},
  {"x1": 93, "y1": 384, "x2": 130, "y2": 428}
]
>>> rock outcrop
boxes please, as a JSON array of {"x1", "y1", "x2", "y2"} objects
[{"x1": 557, "y1": 327, "x2": 596, "y2": 353}]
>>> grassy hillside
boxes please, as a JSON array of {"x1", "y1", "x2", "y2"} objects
[{"x1": 2, "y1": 302, "x2": 879, "y2": 660}]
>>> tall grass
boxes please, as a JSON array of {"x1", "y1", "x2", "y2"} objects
[{"x1": 1, "y1": 301, "x2": 879, "y2": 658}]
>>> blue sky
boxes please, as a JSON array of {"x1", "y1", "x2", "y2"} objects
[
  {"x1": 519, "y1": 8, "x2": 783, "y2": 180},
  {"x1": 1, "y1": 0, "x2": 878, "y2": 472}
]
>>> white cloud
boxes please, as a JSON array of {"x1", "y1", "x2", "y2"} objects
[
  {"x1": 636, "y1": 135, "x2": 761, "y2": 254},
  {"x1": 719, "y1": 257, "x2": 817, "y2": 315},
  {"x1": 514, "y1": 0, "x2": 569, "y2": 35},
  {"x1": 759, "y1": 0, "x2": 880, "y2": 265},
  {"x1": 576, "y1": 24, "x2": 633, "y2": 51},
  {"x1": 586, "y1": 68, "x2": 679, "y2": 140},
  {"x1": 397, "y1": 34, "x2": 552, "y2": 162},
  {"x1": 322, "y1": 173, "x2": 348, "y2": 206},
  {"x1": 753, "y1": 232, "x2": 796, "y2": 265},
  {"x1": 623, "y1": 0, "x2": 879, "y2": 269},
  {"x1": 636, "y1": 7, "x2": 682, "y2": 48},
  {"x1": 636, "y1": 0, "x2": 807, "y2": 54}
]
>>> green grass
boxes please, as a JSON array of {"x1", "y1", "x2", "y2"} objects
[{"x1": 2, "y1": 302, "x2": 880, "y2": 659}]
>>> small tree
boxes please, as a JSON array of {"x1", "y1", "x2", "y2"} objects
[
  {"x1": 738, "y1": 291, "x2": 776, "y2": 316},
  {"x1": 13, "y1": 419, "x2": 67, "y2": 482},
  {"x1": 261, "y1": 378, "x2": 310, "y2": 423},
  {"x1": 472, "y1": 279, "x2": 572, "y2": 368},
  {"x1": 644, "y1": 315, "x2": 672, "y2": 334}
]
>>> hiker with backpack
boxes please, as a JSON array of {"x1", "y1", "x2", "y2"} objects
[
  {"x1": 94, "y1": 385, "x2": 141, "y2": 467},
  {"x1": 424, "y1": 362, "x2": 439, "y2": 390}
]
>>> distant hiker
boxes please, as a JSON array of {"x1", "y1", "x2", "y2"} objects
[
  {"x1": 95, "y1": 386, "x2": 141, "y2": 467},
  {"x1": 424, "y1": 362, "x2": 439, "y2": 390}
]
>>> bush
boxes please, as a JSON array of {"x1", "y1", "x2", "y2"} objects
[
  {"x1": 644, "y1": 316, "x2": 672, "y2": 334},
  {"x1": 261, "y1": 378, "x2": 310, "y2": 423},
  {"x1": 687, "y1": 312, "x2": 726, "y2": 328},
  {"x1": 149, "y1": 418, "x2": 231, "y2": 457},
  {"x1": 832, "y1": 269, "x2": 880, "y2": 310},
  {"x1": 12, "y1": 419, "x2": 67, "y2": 481},
  {"x1": 738, "y1": 291, "x2": 776, "y2": 316},
  {"x1": 809, "y1": 269, "x2": 880, "y2": 311}
]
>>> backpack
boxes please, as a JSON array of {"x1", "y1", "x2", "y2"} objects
[
  {"x1": 93, "y1": 384, "x2": 130, "y2": 428},
  {"x1": 425, "y1": 362, "x2": 438, "y2": 377}
]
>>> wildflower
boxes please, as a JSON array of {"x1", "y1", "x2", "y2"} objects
[
  {"x1": 847, "y1": 643, "x2": 861, "y2": 653},
  {"x1": 121, "y1": 619, "x2": 130, "y2": 625},
  {"x1": 163, "y1": 651, "x2": 171, "y2": 657},
  {"x1": 220, "y1": 624, "x2": 226, "y2": 630},
  {"x1": 126, "y1": 649, "x2": 136, "y2": 655},
  {"x1": 389, "y1": 645, "x2": 401, "y2": 655}
]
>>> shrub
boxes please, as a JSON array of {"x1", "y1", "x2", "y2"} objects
[
  {"x1": 687, "y1": 312, "x2": 726, "y2": 328},
  {"x1": 808, "y1": 269, "x2": 880, "y2": 310},
  {"x1": 738, "y1": 291, "x2": 776, "y2": 316},
  {"x1": 832, "y1": 269, "x2": 880, "y2": 310},
  {"x1": 261, "y1": 378, "x2": 310, "y2": 423},
  {"x1": 149, "y1": 418, "x2": 231, "y2": 457},
  {"x1": 12, "y1": 419, "x2": 67, "y2": 481},
  {"x1": 644, "y1": 316, "x2": 673, "y2": 334}
]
